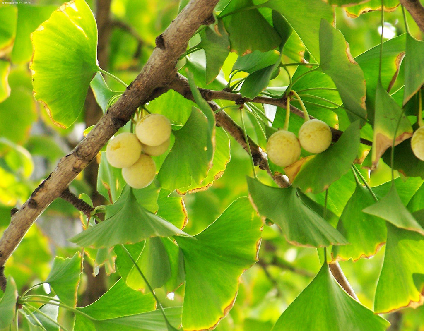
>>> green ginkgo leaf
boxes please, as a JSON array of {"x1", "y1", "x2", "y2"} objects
[
  {"x1": 158, "y1": 107, "x2": 213, "y2": 191},
  {"x1": 77, "y1": 278, "x2": 155, "y2": 319},
  {"x1": 175, "y1": 197, "x2": 262, "y2": 330},
  {"x1": 247, "y1": 177, "x2": 347, "y2": 247},
  {"x1": 0, "y1": 277, "x2": 17, "y2": 329},
  {"x1": 370, "y1": 82, "x2": 413, "y2": 167},
  {"x1": 70, "y1": 186, "x2": 187, "y2": 248},
  {"x1": 403, "y1": 34, "x2": 424, "y2": 105},
  {"x1": 332, "y1": 177, "x2": 387, "y2": 261},
  {"x1": 0, "y1": 6, "x2": 17, "y2": 56},
  {"x1": 271, "y1": 262, "x2": 389, "y2": 331},
  {"x1": 345, "y1": 0, "x2": 399, "y2": 17},
  {"x1": 30, "y1": 0, "x2": 98, "y2": 128},
  {"x1": 319, "y1": 19, "x2": 367, "y2": 122},
  {"x1": 292, "y1": 121, "x2": 360, "y2": 193},
  {"x1": 374, "y1": 223, "x2": 424, "y2": 313},
  {"x1": 363, "y1": 184, "x2": 423, "y2": 234},
  {"x1": 45, "y1": 253, "x2": 81, "y2": 307}
]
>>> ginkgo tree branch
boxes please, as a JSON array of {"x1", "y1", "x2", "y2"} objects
[
  {"x1": 0, "y1": 0, "x2": 220, "y2": 283},
  {"x1": 399, "y1": 0, "x2": 424, "y2": 32}
]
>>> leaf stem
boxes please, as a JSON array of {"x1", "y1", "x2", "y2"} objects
[
  {"x1": 351, "y1": 165, "x2": 378, "y2": 201},
  {"x1": 291, "y1": 90, "x2": 309, "y2": 122},
  {"x1": 240, "y1": 108, "x2": 257, "y2": 178},
  {"x1": 283, "y1": 96, "x2": 291, "y2": 131},
  {"x1": 98, "y1": 67, "x2": 128, "y2": 88},
  {"x1": 120, "y1": 245, "x2": 174, "y2": 329}
]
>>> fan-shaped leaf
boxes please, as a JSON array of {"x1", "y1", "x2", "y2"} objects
[
  {"x1": 363, "y1": 184, "x2": 423, "y2": 234},
  {"x1": 45, "y1": 253, "x2": 81, "y2": 307},
  {"x1": 30, "y1": 0, "x2": 98, "y2": 128},
  {"x1": 345, "y1": 0, "x2": 399, "y2": 17},
  {"x1": 175, "y1": 197, "x2": 262, "y2": 330},
  {"x1": 247, "y1": 177, "x2": 347, "y2": 247},
  {"x1": 0, "y1": 6, "x2": 16, "y2": 56},
  {"x1": 403, "y1": 34, "x2": 424, "y2": 104},
  {"x1": 332, "y1": 178, "x2": 387, "y2": 261},
  {"x1": 0, "y1": 277, "x2": 17, "y2": 329},
  {"x1": 271, "y1": 262, "x2": 389, "y2": 331},
  {"x1": 292, "y1": 121, "x2": 360, "y2": 193},
  {"x1": 374, "y1": 223, "x2": 424, "y2": 313},
  {"x1": 70, "y1": 186, "x2": 187, "y2": 248},
  {"x1": 319, "y1": 19, "x2": 366, "y2": 122}
]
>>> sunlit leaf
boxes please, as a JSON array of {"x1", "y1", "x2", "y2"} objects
[
  {"x1": 345, "y1": 0, "x2": 399, "y2": 17},
  {"x1": 363, "y1": 184, "x2": 423, "y2": 234},
  {"x1": 199, "y1": 19, "x2": 230, "y2": 84},
  {"x1": 233, "y1": 50, "x2": 281, "y2": 74},
  {"x1": 45, "y1": 253, "x2": 81, "y2": 307},
  {"x1": 175, "y1": 197, "x2": 262, "y2": 330},
  {"x1": 70, "y1": 186, "x2": 187, "y2": 248},
  {"x1": 0, "y1": 6, "x2": 16, "y2": 56},
  {"x1": 0, "y1": 277, "x2": 17, "y2": 329},
  {"x1": 247, "y1": 177, "x2": 347, "y2": 247},
  {"x1": 319, "y1": 19, "x2": 366, "y2": 122},
  {"x1": 332, "y1": 178, "x2": 387, "y2": 261},
  {"x1": 30, "y1": 0, "x2": 98, "y2": 128},
  {"x1": 0, "y1": 60, "x2": 10, "y2": 102},
  {"x1": 11, "y1": 4, "x2": 56, "y2": 63},
  {"x1": 77, "y1": 278, "x2": 155, "y2": 319},
  {"x1": 271, "y1": 262, "x2": 389, "y2": 331},
  {"x1": 374, "y1": 223, "x2": 424, "y2": 313},
  {"x1": 157, "y1": 189, "x2": 188, "y2": 229},
  {"x1": 370, "y1": 82, "x2": 413, "y2": 167},
  {"x1": 292, "y1": 121, "x2": 360, "y2": 193},
  {"x1": 265, "y1": 0, "x2": 333, "y2": 61},
  {"x1": 158, "y1": 107, "x2": 213, "y2": 191},
  {"x1": 403, "y1": 34, "x2": 424, "y2": 105},
  {"x1": 24, "y1": 303, "x2": 59, "y2": 331},
  {"x1": 0, "y1": 68, "x2": 36, "y2": 149}
]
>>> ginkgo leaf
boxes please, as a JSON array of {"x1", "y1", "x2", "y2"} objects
[
  {"x1": 403, "y1": 34, "x2": 424, "y2": 105},
  {"x1": 30, "y1": 0, "x2": 98, "y2": 128},
  {"x1": 345, "y1": 0, "x2": 400, "y2": 18},
  {"x1": 77, "y1": 278, "x2": 155, "y2": 319},
  {"x1": 45, "y1": 253, "x2": 81, "y2": 307},
  {"x1": 370, "y1": 82, "x2": 413, "y2": 167},
  {"x1": 271, "y1": 262, "x2": 389, "y2": 331},
  {"x1": 70, "y1": 186, "x2": 187, "y2": 248},
  {"x1": 292, "y1": 121, "x2": 360, "y2": 193},
  {"x1": 247, "y1": 177, "x2": 347, "y2": 247},
  {"x1": 0, "y1": 277, "x2": 17, "y2": 329},
  {"x1": 174, "y1": 197, "x2": 262, "y2": 330},
  {"x1": 374, "y1": 223, "x2": 424, "y2": 313},
  {"x1": 363, "y1": 184, "x2": 423, "y2": 234},
  {"x1": 158, "y1": 107, "x2": 213, "y2": 191},
  {"x1": 332, "y1": 178, "x2": 387, "y2": 261},
  {"x1": 319, "y1": 19, "x2": 366, "y2": 122}
]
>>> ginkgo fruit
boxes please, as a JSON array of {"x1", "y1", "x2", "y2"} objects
[
  {"x1": 142, "y1": 138, "x2": 170, "y2": 156},
  {"x1": 136, "y1": 113, "x2": 171, "y2": 146},
  {"x1": 266, "y1": 130, "x2": 301, "y2": 167},
  {"x1": 298, "y1": 119, "x2": 332, "y2": 154},
  {"x1": 411, "y1": 126, "x2": 424, "y2": 161},
  {"x1": 106, "y1": 132, "x2": 143, "y2": 168},
  {"x1": 122, "y1": 154, "x2": 156, "y2": 189}
]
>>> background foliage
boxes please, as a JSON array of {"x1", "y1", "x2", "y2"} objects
[{"x1": 0, "y1": 0, "x2": 423, "y2": 330}]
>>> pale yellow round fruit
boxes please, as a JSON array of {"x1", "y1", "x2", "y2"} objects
[
  {"x1": 106, "y1": 132, "x2": 143, "y2": 168},
  {"x1": 266, "y1": 130, "x2": 301, "y2": 167},
  {"x1": 298, "y1": 119, "x2": 332, "y2": 154},
  {"x1": 411, "y1": 126, "x2": 424, "y2": 161},
  {"x1": 136, "y1": 114, "x2": 171, "y2": 147},
  {"x1": 142, "y1": 138, "x2": 170, "y2": 156},
  {"x1": 122, "y1": 154, "x2": 156, "y2": 189}
]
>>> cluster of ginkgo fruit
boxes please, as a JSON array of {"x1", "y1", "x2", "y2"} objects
[
  {"x1": 105, "y1": 113, "x2": 171, "y2": 188},
  {"x1": 266, "y1": 118, "x2": 333, "y2": 168}
]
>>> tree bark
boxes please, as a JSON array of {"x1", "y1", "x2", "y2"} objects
[
  {"x1": 0, "y1": 0, "x2": 220, "y2": 284},
  {"x1": 399, "y1": 0, "x2": 424, "y2": 32}
]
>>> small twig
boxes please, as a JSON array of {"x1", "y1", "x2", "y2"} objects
[
  {"x1": 399, "y1": 0, "x2": 424, "y2": 32},
  {"x1": 60, "y1": 188, "x2": 95, "y2": 219},
  {"x1": 329, "y1": 262, "x2": 359, "y2": 301}
]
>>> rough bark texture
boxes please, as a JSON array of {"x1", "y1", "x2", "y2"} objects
[{"x1": 0, "y1": 0, "x2": 220, "y2": 272}]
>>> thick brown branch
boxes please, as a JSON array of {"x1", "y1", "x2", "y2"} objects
[
  {"x1": 0, "y1": 0, "x2": 220, "y2": 269},
  {"x1": 400, "y1": 0, "x2": 424, "y2": 32}
]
